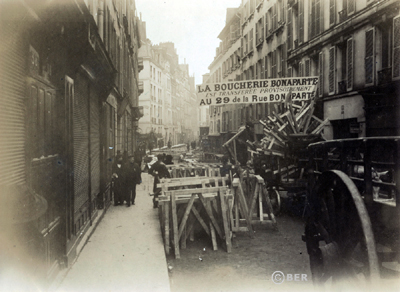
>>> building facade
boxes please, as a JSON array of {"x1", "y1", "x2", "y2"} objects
[
  {"x1": 204, "y1": 0, "x2": 400, "y2": 152},
  {"x1": 0, "y1": 0, "x2": 142, "y2": 286},
  {"x1": 137, "y1": 24, "x2": 199, "y2": 148}
]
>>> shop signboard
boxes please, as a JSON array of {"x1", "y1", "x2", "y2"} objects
[{"x1": 198, "y1": 77, "x2": 318, "y2": 106}]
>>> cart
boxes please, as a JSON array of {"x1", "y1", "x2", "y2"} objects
[{"x1": 303, "y1": 137, "x2": 400, "y2": 284}]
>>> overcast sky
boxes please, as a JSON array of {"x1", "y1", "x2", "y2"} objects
[{"x1": 135, "y1": 0, "x2": 242, "y2": 85}]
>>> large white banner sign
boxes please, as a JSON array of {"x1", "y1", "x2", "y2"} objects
[{"x1": 197, "y1": 77, "x2": 318, "y2": 106}]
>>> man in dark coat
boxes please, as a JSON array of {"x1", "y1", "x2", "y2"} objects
[
  {"x1": 125, "y1": 155, "x2": 141, "y2": 206},
  {"x1": 112, "y1": 156, "x2": 125, "y2": 206},
  {"x1": 149, "y1": 154, "x2": 171, "y2": 208}
]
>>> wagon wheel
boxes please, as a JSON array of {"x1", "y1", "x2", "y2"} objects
[
  {"x1": 305, "y1": 170, "x2": 380, "y2": 286},
  {"x1": 268, "y1": 187, "x2": 281, "y2": 216}
]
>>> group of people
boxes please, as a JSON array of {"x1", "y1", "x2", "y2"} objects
[{"x1": 112, "y1": 150, "x2": 142, "y2": 207}]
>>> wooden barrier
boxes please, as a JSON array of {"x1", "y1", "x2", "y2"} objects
[
  {"x1": 231, "y1": 173, "x2": 277, "y2": 235},
  {"x1": 166, "y1": 164, "x2": 222, "y2": 178},
  {"x1": 158, "y1": 176, "x2": 232, "y2": 259}
]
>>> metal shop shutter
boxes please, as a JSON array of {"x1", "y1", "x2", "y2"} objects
[
  {"x1": 90, "y1": 87, "x2": 100, "y2": 198},
  {"x1": 73, "y1": 74, "x2": 90, "y2": 213},
  {"x1": 0, "y1": 23, "x2": 27, "y2": 185}
]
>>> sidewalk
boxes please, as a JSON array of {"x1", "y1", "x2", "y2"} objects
[{"x1": 52, "y1": 173, "x2": 170, "y2": 292}]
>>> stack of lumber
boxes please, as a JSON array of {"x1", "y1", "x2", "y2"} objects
[{"x1": 257, "y1": 91, "x2": 327, "y2": 157}]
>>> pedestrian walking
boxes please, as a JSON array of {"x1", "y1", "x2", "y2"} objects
[
  {"x1": 112, "y1": 156, "x2": 125, "y2": 206},
  {"x1": 149, "y1": 154, "x2": 171, "y2": 208},
  {"x1": 125, "y1": 155, "x2": 141, "y2": 206}
]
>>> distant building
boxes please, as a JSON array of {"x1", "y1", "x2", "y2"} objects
[
  {"x1": 137, "y1": 20, "x2": 198, "y2": 148},
  {"x1": 204, "y1": 0, "x2": 400, "y2": 152}
]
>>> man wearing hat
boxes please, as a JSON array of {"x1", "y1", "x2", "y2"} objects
[{"x1": 148, "y1": 154, "x2": 171, "y2": 208}]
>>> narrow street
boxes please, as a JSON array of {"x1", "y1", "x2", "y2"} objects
[{"x1": 51, "y1": 172, "x2": 314, "y2": 292}]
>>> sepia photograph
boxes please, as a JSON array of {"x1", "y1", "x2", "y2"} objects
[{"x1": 0, "y1": 0, "x2": 399, "y2": 291}]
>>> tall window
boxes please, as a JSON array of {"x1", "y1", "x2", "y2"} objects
[
  {"x1": 287, "y1": 7, "x2": 292, "y2": 50},
  {"x1": 310, "y1": 0, "x2": 322, "y2": 39},
  {"x1": 329, "y1": 0, "x2": 336, "y2": 26},
  {"x1": 298, "y1": 0, "x2": 304, "y2": 43}
]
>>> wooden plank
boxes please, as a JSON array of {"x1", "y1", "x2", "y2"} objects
[
  {"x1": 248, "y1": 182, "x2": 260, "y2": 222},
  {"x1": 178, "y1": 194, "x2": 196, "y2": 239},
  {"x1": 237, "y1": 178, "x2": 254, "y2": 236},
  {"x1": 165, "y1": 186, "x2": 228, "y2": 196},
  {"x1": 181, "y1": 225, "x2": 186, "y2": 249},
  {"x1": 164, "y1": 202, "x2": 170, "y2": 255},
  {"x1": 302, "y1": 99, "x2": 315, "y2": 133},
  {"x1": 198, "y1": 193, "x2": 223, "y2": 239},
  {"x1": 311, "y1": 118, "x2": 329, "y2": 135},
  {"x1": 210, "y1": 222, "x2": 218, "y2": 250},
  {"x1": 219, "y1": 190, "x2": 231, "y2": 253},
  {"x1": 171, "y1": 192, "x2": 180, "y2": 259},
  {"x1": 262, "y1": 186, "x2": 277, "y2": 225},
  {"x1": 259, "y1": 183, "x2": 264, "y2": 222}
]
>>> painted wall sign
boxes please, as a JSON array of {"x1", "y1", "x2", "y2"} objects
[{"x1": 198, "y1": 77, "x2": 319, "y2": 106}]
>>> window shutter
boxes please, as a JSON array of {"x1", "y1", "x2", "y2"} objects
[
  {"x1": 329, "y1": 47, "x2": 335, "y2": 94},
  {"x1": 265, "y1": 12, "x2": 269, "y2": 36},
  {"x1": 305, "y1": 59, "x2": 311, "y2": 76},
  {"x1": 288, "y1": 66, "x2": 293, "y2": 78},
  {"x1": 264, "y1": 56, "x2": 268, "y2": 78},
  {"x1": 250, "y1": 28, "x2": 254, "y2": 51},
  {"x1": 299, "y1": 0, "x2": 304, "y2": 43},
  {"x1": 230, "y1": 24, "x2": 236, "y2": 42},
  {"x1": 347, "y1": 0, "x2": 355, "y2": 15},
  {"x1": 318, "y1": 52, "x2": 324, "y2": 97},
  {"x1": 347, "y1": 38, "x2": 354, "y2": 90},
  {"x1": 288, "y1": 7, "x2": 292, "y2": 50},
  {"x1": 329, "y1": 0, "x2": 335, "y2": 26},
  {"x1": 261, "y1": 59, "x2": 265, "y2": 79},
  {"x1": 272, "y1": 51, "x2": 277, "y2": 78},
  {"x1": 241, "y1": 37, "x2": 244, "y2": 58},
  {"x1": 365, "y1": 28, "x2": 374, "y2": 85},
  {"x1": 282, "y1": 43, "x2": 287, "y2": 77},
  {"x1": 261, "y1": 16, "x2": 264, "y2": 40},
  {"x1": 393, "y1": 16, "x2": 400, "y2": 79},
  {"x1": 273, "y1": 4, "x2": 277, "y2": 31},
  {"x1": 299, "y1": 61, "x2": 304, "y2": 77}
]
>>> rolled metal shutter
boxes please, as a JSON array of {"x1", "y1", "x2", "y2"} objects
[
  {"x1": 90, "y1": 87, "x2": 100, "y2": 198},
  {"x1": 73, "y1": 74, "x2": 90, "y2": 213},
  {"x1": 0, "y1": 23, "x2": 27, "y2": 185}
]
